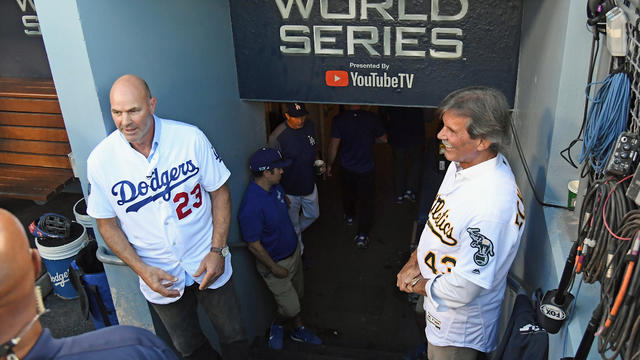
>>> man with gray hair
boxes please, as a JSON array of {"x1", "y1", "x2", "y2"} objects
[{"x1": 397, "y1": 87, "x2": 525, "y2": 360}]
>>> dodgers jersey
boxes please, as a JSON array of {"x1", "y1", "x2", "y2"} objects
[
  {"x1": 87, "y1": 116, "x2": 232, "y2": 304},
  {"x1": 417, "y1": 153, "x2": 525, "y2": 352}
]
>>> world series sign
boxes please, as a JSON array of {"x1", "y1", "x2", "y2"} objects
[{"x1": 230, "y1": 0, "x2": 522, "y2": 107}]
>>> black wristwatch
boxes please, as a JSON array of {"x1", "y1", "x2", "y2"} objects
[{"x1": 210, "y1": 246, "x2": 230, "y2": 257}]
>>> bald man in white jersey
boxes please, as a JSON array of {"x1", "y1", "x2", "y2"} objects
[
  {"x1": 397, "y1": 87, "x2": 525, "y2": 360},
  {"x1": 87, "y1": 75, "x2": 247, "y2": 359}
]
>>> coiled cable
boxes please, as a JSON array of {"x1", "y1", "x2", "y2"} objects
[{"x1": 580, "y1": 72, "x2": 631, "y2": 173}]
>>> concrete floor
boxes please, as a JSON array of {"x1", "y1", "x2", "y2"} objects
[
  {"x1": 299, "y1": 145, "x2": 424, "y2": 354},
  {"x1": 1, "y1": 143, "x2": 434, "y2": 357}
]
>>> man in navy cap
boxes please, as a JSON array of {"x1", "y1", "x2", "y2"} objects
[
  {"x1": 268, "y1": 103, "x2": 324, "y2": 254},
  {"x1": 238, "y1": 148, "x2": 322, "y2": 350}
]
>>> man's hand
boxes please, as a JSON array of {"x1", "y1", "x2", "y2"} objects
[
  {"x1": 407, "y1": 277, "x2": 427, "y2": 296},
  {"x1": 141, "y1": 266, "x2": 180, "y2": 298},
  {"x1": 396, "y1": 258, "x2": 422, "y2": 293},
  {"x1": 327, "y1": 137, "x2": 340, "y2": 177},
  {"x1": 194, "y1": 252, "x2": 225, "y2": 290},
  {"x1": 271, "y1": 265, "x2": 289, "y2": 279}
]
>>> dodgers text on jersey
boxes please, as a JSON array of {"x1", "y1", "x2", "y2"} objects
[{"x1": 111, "y1": 160, "x2": 199, "y2": 213}]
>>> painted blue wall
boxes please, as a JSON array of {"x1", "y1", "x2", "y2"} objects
[
  {"x1": 509, "y1": 0, "x2": 599, "y2": 358},
  {"x1": 37, "y1": 0, "x2": 272, "y2": 345}
]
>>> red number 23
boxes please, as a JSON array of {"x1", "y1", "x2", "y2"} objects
[{"x1": 173, "y1": 183, "x2": 203, "y2": 220}]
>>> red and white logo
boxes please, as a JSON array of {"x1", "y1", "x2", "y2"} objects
[{"x1": 325, "y1": 70, "x2": 348, "y2": 87}]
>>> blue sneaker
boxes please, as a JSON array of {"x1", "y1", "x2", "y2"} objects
[
  {"x1": 354, "y1": 234, "x2": 369, "y2": 249},
  {"x1": 344, "y1": 215, "x2": 354, "y2": 225},
  {"x1": 404, "y1": 190, "x2": 416, "y2": 202},
  {"x1": 290, "y1": 326, "x2": 322, "y2": 345},
  {"x1": 269, "y1": 323, "x2": 284, "y2": 350}
]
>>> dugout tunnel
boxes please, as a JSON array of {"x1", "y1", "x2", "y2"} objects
[{"x1": 15, "y1": 0, "x2": 614, "y2": 357}]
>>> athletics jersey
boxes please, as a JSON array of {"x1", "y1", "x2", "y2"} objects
[
  {"x1": 87, "y1": 116, "x2": 232, "y2": 304},
  {"x1": 417, "y1": 153, "x2": 525, "y2": 352}
]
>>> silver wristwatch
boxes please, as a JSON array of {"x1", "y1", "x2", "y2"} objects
[{"x1": 210, "y1": 246, "x2": 230, "y2": 257}]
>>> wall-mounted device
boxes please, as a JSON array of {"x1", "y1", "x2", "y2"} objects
[
  {"x1": 606, "y1": 7, "x2": 628, "y2": 56},
  {"x1": 605, "y1": 132, "x2": 639, "y2": 176}
]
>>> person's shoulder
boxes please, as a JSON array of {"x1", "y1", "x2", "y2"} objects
[
  {"x1": 87, "y1": 324, "x2": 158, "y2": 339},
  {"x1": 160, "y1": 118, "x2": 211, "y2": 147},
  {"x1": 88, "y1": 129, "x2": 122, "y2": 164},
  {"x1": 160, "y1": 117, "x2": 202, "y2": 135},
  {"x1": 238, "y1": 183, "x2": 264, "y2": 215},
  {"x1": 465, "y1": 168, "x2": 518, "y2": 217},
  {"x1": 332, "y1": 111, "x2": 348, "y2": 121},
  {"x1": 57, "y1": 325, "x2": 176, "y2": 359},
  {"x1": 486, "y1": 155, "x2": 518, "y2": 191},
  {"x1": 242, "y1": 181, "x2": 261, "y2": 198}
]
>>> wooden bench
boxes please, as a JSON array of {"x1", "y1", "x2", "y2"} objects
[{"x1": 0, "y1": 78, "x2": 74, "y2": 202}]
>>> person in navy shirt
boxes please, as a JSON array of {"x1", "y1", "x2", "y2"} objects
[
  {"x1": 238, "y1": 148, "x2": 322, "y2": 350},
  {"x1": 268, "y1": 103, "x2": 324, "y2": 253},
  {"x1": 0, "y1": 208, "x2": 177, "y2": 360},
  {"x1": 327, "y1": 105, "x2": 387, "y2": 248},
  {"x1": 382, "y1": 106, "x2": 427, "y2": 204}
]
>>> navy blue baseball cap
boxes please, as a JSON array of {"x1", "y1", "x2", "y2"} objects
[
  {"x1": 286, "y1": 102, "x2": 308, "y2": 117},
  {"x1": 249, "y1": 147, "x2": 292, "y2": 171}
]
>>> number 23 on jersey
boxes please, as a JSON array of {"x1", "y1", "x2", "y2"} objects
[{"x1": 173, "y1": 183, "x2": 203, "y2": 220}]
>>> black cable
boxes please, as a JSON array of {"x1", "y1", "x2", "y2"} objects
[
  {"x1": 560, "y1": 26, "x2": 601, "y2": 169},
  {"x1": 573, "y1": 175, "x2": 640, "y2": 358},
  {"x1": 510, "y1": 117, "x2": 570, "y2": 209},
  {"x1": 574, "y1": 302, "x2": 603, "y2": 360}
]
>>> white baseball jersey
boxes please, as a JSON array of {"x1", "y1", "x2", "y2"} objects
[
  {"x1": 87, "y1": 116, "x2": 232, "y2": 304},
  {"x1": 417, "y1": 153, "x2": 525, "y2": 352}
]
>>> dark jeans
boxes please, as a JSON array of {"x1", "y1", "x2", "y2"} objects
[
  {"x1": 341, "y1": 167, "x2": 374, "y2": 235},
  {"x1": 392, "y1": 144, "x2": 423, "y2": 197},
  {"x1": 150, "y1": 280, "x2": 248, "y2": 360}
]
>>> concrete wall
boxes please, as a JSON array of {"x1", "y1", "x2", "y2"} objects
[
  {"x1": 509, "y1": 0, "x2": 599, "y2": 358},
  {"x1": 36, "y1": 0, "x2": 271, "y2": 344}
]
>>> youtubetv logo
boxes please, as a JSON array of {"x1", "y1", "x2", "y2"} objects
[{"x1": 350, "y1": 72, "x2": 415, "y2": 88}]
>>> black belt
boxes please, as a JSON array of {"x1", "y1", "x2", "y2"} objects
[{"x1": 276, "y1": 247, "x2": 297, "y2": 262}]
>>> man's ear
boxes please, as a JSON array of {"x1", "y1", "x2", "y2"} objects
[
  {"x1": 30, "y1": 249, "x2": 41, "y2": 278},
  {"x1": 477, "y1": 138, "x2": 492, "y2": 152},
  {"x1": 149, "y1": 97, "x2": 157, "y2": 114}
]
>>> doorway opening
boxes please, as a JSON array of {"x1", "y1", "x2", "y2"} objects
[{"x1": 261, "y1": 102, "x2": 445, "y2": 353}]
